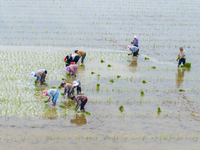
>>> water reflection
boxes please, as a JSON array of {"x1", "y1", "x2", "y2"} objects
[
  {"x1": 176, "y1": 68, "x2": 190, "y2": 88},
  {"x1": 128, "y1": 59, "x2": 138, "y2": 68},
  {"x1": 70, "y1": 114, "x2": 87, "y2": 126}
]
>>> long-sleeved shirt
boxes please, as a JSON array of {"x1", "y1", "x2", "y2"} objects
[
  {"x1": 47, "y1": 89, "x2": 57, "y2": 98},
  {"x1": 76, "y1": 50, "x2": 85, "y2": 57},
  {"x1": 133, "y1": 39, "x2": 138, "y2": 47},
  {"x1": 130, "y1": 46, "x2": 138, "y2": 52},
  {"x1": 75, "y1": 95, "x2": 87, "y2": 107},
  {"x1": 64, "y1": 83, "x2": 74, "y2": 93},
  {"x1": 178, "y1": 50, "x2": 186, "y2": 59},
  {"x1": 69, "y1": 65, "x2": 78, "y2": 74},
  {"x1": 35, "y1": 71, "x2": 44, "y2": 81}
]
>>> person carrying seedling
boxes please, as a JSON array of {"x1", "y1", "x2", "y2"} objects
[
  {"x1": 31, "y1": 69, "x2": 47, "y2": 85},
  {"x1": 71, "y1": 95, "x2": 88, "y2": 112},
  {"x1": 60, "y1": 82, "x2": 74, "y2": 98},
  {"x1": 74, "y1": 50, "x2": 86, "y2": 63},
  {"x1": 71, "y1": 53, "x2": 80, "y2": 64},
  {"x1": 177, "y1": 47, "x2": 186, "y2": 67},
  {"x1": 71, "y1": 80, "x2": 81, "y2": 94},
  {"x1": 127, "y1": 45, "x2": 139, "y2": 58},
  {"x1": 64, "y1": 54, "x2": 74, "y2": 65},
  {"x1": 66, "y1": 64, "x2": 78, "y2": 77},
  {"x1": 133, "y1": 35, "x2": 139, "y2": 47},
  {"x1": 43, "y1": 89, "x2": 59, "y2": 106}
]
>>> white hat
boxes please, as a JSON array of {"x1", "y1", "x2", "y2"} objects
[
  {"x1": 31, "y1": 72, "x2": 36, "y2": 77},
  {"x1": 134, "y1": 35, "x2": 137, "y2": 38},
  {"x1": 72, "y1": 80, "x2": 79, "y2": 86}
]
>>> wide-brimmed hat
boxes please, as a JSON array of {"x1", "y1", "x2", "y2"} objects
[
  {"x1": 72, "y1": 80, "x2": 79, "y2": 86},
  {"x1": 31, "y1": 71, "x2": 36, "y2": 77},
  {"x1": 134, "y1": 35, "x2": 137, "y2": 38}
]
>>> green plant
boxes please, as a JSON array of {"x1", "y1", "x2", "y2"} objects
[
  {"x1": 142, "y1": 80, "x2": 147, "y2": 84},
  {"x1": 58, "y1": 86, "x2": 62, "y2": 89},
  {"x1": 62, "y1": 78, "x2": 65, "y2": 80},
  {"x1": 109, "y1": 79, "x2": 114, "y2": 83},
  {"x1": 97, "y1": 84, "x2": 100, "y2": 87},
  {"x1": 181, "y1": 63, "x2": 191, "y2": 68},
  {"x1": 91, "y1": 72, "x2": 95, "y2": 74},
  {"x1": 176, "y1": 57, "x2": 180, "y2": 61},
  {"x1": 128, "y1": 54, "x2": 131, "y2": 55},
  {"x1": 80, "y1": 64, "x2": 85, "y2": 67},
  {"x1": 144, "y1": 57, "x2": 149, "y2": 60},
  {"x1": 59, "y1": 105, "x2": 65, "y2": 108},
  {"x1": 158, "y1": 107, "x2": 161, "y2": 112},
  {"x1": 152, "y1": 66, "x2": 156, "y2": 69},
  {"x1": 97, "y1": 74, "x2": 100, "y2": 77},
  {"x1": 141, "y1": 90, "x2": 145, "y2": 95},
  {"x1": 61, "y1": 93, "x2": 65, "y2": 96},
  {"x1": 101, "y1": 59, "x2": 105, "y2": 63},
  {"x1": 69, "y1": 103, "x2": 73, "y2": 107},
  {"x1": 131, "y1": 42, "x2": 133, "y2": 44},
  {"x1": 51, "y1": 86, "x2": 56, "y2": 89},
  {"x1": 67, "y1": 73, "x2": 70, "y2": 76},
  {"x1": 117, "y1": 75, "x2": 121, "y2": 78},
  {"x1": 44, "y1": 100, "x2": 48, "y2": 103},
  {"x1": 119, "y1": 105, "x2": 124, "y2": 110},
  {"x1": 179, "y1": 89, "x2": 185, "y2": 92},
  {"x1": 107, "y1": 64, "x2": 111, "y2": 67},
  {"x1": 85, "y1": 111, "x2": 91, "y2": 115}
]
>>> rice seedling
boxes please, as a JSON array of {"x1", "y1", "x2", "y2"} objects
[
  {"x1": 51, "y1": 86, "x2": 56, "y2": 89},
  {"x1": 97, "y1": 74, "x2": 100, "y2": 77},
  {"x1": 119, "y1": 105, "x2": 124, "y2": 111},
  {"x1": 67, "y1": 73, "x2": 71, "y2": 76},
  {"x1": 142, "y1": 80, "x2": 147, "y2": 84},
  {"x1": 61, "y1": 93, "x2": 65, "y2": 96},
  {"x1": 62, "y1": 78, "x2": 65, "y2": 80},
  {"x1": 91, "y1": 72, "x2": 95, "y2": 74},
  {"x1": 181, "y1": 63, "x2": 191, "y2": 68},
  {"x1": 128, "y1": 54, "x2": 131, "y2": 55},
  {"x1": 144, "y1": 57, "x2": 150, "y2": 60},
  {"x1": 179, "y1": 89, "x2": 185, "y2": 92},
  {"x1": 109, "y1": 79, "x2": 114, "y2": 83},
  {"x1": 117, "y1": 75, "x2": 121, "y2": 78},
  {"x1": 85, "y1": 111, "x2": 91, "y2": 115},
  {"x1": 58, "y1": 86, "x2": 62, "y2": 89},
  {"x1": 152, "y1": 66, "x2": 156, "y2": 69},
  {"x1": 44, "y1": 100, "x2": 48, "y2": 103},
  {"x1": 131, "y1": 42, "x2": 133, "y2": 44},
  {"x1": 107, "y1": 64, "x2": 111, "y2": 67},
  {"x1": 140, "y1": 90, "x2": 145, "y2": 96},
  {"x1": 59, "y1": 105, "x2": 65, "y2": 108},
  {"x1": 101, "y1": 59, "x2": 105, "y2": 63},
  {"x1": 157, "y1": 107, "x2": 162, "y2": 112}
]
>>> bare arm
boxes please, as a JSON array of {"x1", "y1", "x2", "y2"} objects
[{"x1": 180, "y1": 55, "x2": 185, "y2": 59}]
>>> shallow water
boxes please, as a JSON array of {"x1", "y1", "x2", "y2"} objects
[{"x1": 0, "y1": 0, "x2": 200, "y2": 149}]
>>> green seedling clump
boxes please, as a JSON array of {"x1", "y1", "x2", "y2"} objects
[
  {"x1": 179, "y1": 89, "x2": 185, "y2": 92},
  {"x1": 144, "y1": 57, "x2": 150, "y2": 60},
  {"x1": 117, "y1": 75, "x2": 121, "y2": 78},
  {"x1": 131, "y1": 42, "x2": 133, "y2": 44},
  {"x1": 62, "y1": 78, "x2": 65, "y2": 80},
  {"x1": 97, "y1": 74, "x2": 100, "y2": 77},
  {"x1": 69, "y1": 103, "x2": 73, "y2": 107},
  {"x1": 181, "y1": 63, "x2": 191, "y2": 68},
  {"x1": 158, "y1": 107, "x2": 161, "y2": 112},
  {"x1": 110, "y1": 79, "x2": 114, "y2": 83},
  {"x1": 58, "y1": 86, "x2": 62, "y2": 89},
  {"x1": 80, "y1": 64, "x2": 85, "y2": 67},
  {"x1": 119, "y1": 105, "x2": 124, "y2": 110},
  {"x1": 44, "y1": 100, "x2": 48, "y2": 103},
  {"x1": 67, "y1": 73, "x2": 70, "y2": 76},
  {"x1": 85, "y1": 111, "x2": 91, "y2": 115},
  {"x1": 75, "y1": 108, "x2": 78, "y2": 111},
  {"x1": 59, "y1": 105, "x2": 65, "y2": 108},
  {"x1": 101, "y1": 59, "x2": 105, "y2": 63},
  {"x1": 91, "y1": 72, "x2": 95, "y2": 74},
  {"x1": 61, "y1": 93, "x2": 65, "y2": 96},
  {"x1": 97, "y1": 84, "x2": 100, "y2": 87},
  {"x1": 141, "y1": 90, "x2": 145, "y2": 95},
  {"x1": 152, "y1": 66, "x2": 156, "y2": 69},
  {"x1": 142, "y1": 80, "x2": 147, "y2": 84},
  {"x1": 107, "y1": 64, "x2": 111, "y2": 67},
  {"x1": 51, "y1": 86, "x2": 56, "y2": 89},
  {"x1": 128, "y1": 54, "x2": 131, "y2": 55}
]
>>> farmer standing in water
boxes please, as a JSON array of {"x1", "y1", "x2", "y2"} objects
[
  {"x1": 66, "y1": 64, "x2": 78, "y2": 77},
  {"x1": 75, "y1": 50, "x2": 86, "y2": 63},
  {"x1": 177, "y1": 47, "x2": 186, "y2": 67},
  {"x1": 127, "y1": 45, "x2": 139, "y2": 58},
  {"x1": 31, "y1": 69, "x2": 47, "y2": 85},
  {"x1": 71, "y1": 95, "x2": 88, "y2": 112},
  {"x1": 60, "y1": 82, "x2": 74, "y2": 98},
  {"x1": 133, "y1": 35, "x2": 139, "y2": 47},
  {"x1": 71, "y1": 80, "x2": 82, "y2": 94},
  {"x1": 43, "y1": 89, "x2": 59, "y2": 106}
]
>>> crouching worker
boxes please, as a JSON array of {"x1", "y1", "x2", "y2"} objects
[
  {"x1": 43, "y1": 89, "x2": 59, "y2": 106},
  {"x1": 64, "y1": 54, "x2": 73, "y2": 64},
  {"x1": 127, "y1": 45, "x2": 139, "y2": 58},
  {"x1": 31, "y1": 70, "x2": 47, "y2": 85},
  {"x1": 71, "y1": 95, "x2": 88, "y2": 112},
  {"x1": 71, "y1": 80, "x2": 81, "y2": 94},
  {"x1": 75, "y1": 50, "x2": 86, "y2": 63},
  {"x1": 60, "y1": 82, "x2": 74, "y2": 98},
  {"x1": 66, "y1": 64, "x2": 78, "y2": 77},
  {"x1": 177, "y1": 46, "x2": 186, "y2": 67}
]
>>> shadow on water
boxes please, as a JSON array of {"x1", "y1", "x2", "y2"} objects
[
  {"x1": 176, "y1": 68, "x2": 191, "y2": 88},
  {"x1": 70, "y1": 113, "x2": 87, "y2": 126}
]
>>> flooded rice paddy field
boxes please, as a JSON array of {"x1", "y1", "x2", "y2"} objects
[{"x1": 0, "y1": 0, "x2": 200, "y2": 149}]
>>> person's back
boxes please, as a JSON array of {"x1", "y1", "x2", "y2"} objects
[
  {"x1": 47, "y1": 89, "x2": 57, "y2": 98},
  {"x1": 130, "y1": 46, "x2": 138, "y2": 52},
  {"x1": 64, "y1": 83, "x2": 74, "y2": 91},
  {"x1": 35, "y1": 70, "x2": 44, "y2": 77}
]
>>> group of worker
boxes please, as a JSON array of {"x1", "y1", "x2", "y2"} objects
[
  {"x1": 127, "y1": 35, "x2": 187, "y2": 66},
  {"x1": 31, "y1": 50, "x2": 88, "y2": 112}
]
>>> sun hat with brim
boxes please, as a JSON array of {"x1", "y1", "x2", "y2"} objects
[
  {"x1": 43, "y1": 90, "x2": 48, "y2": 96},
  {"x1": 31, "y1": 72, "x2": 36, "y2": 77},
  {"x1": 134, "y1": 35, "x2": 137, "y2": 38},
  {"x1": 72, "y1": 81, "x2": 79, "y2": 86}
]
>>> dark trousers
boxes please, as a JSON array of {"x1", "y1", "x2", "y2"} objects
[
  {"x1": 178, "y1": 58, "x2": 186, "y2": 65},
  {"x1": 81, "y1": 53, "x2": 86, "y2": 63},
  {"x1": 77, "y1": 86, "x2": 81, "y2": 94},
  {"x1": 68, "y1": 87, "x2": 75, "y2": 98},
  {"x1": 73, "y1": 56, "x2": 80, "y2": 64},
  {"x1": 81, "y1": 99, "x2": 88, "y2": 110},
  {"x1": 40, "y1": 73, "x2": 46, "y2": 83},
  {"x1": 133, "y1": 49, "x2": 139, "y2": 57}
]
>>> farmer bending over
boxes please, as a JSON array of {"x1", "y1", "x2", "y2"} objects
[
  {"x1": 64, "y1": 54, "x2": 73, "y2": 64},
  {"x1": 71, "y1": 80, "x2": 82, "y2": 94},
  {"x1": 177, "y1": 47, "x2": 186, "y2": 67},
  {"x1": 31, "y1": 69, "x2": 47, "y2": 85},
  {"x1": 75, "y1": 50, "x2": 86, "y2": 63},
  {"x1": 66, "y1": 64, "x2": 78, "y2": 77},
  {"x1": 127, "y1": 45, "x2": 139, "y2": 58},
  {"x1": 60, "y1": 82, "x2": 74, "y2": 98},
  {"x1": 71, "y1": 95, "x2": 88, "y2": 112},
  {"x1": 43, "y1": 89, "x2": 59, "y2": 106}
]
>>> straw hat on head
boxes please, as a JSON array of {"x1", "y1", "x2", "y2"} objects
[
  {"x1": 134, "y1": 35, "x2": 137, "y2": 38},
  {"x1": 31, "y1": 72, "x2": 36, "y2": 77}
]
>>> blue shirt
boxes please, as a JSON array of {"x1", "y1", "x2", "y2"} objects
[
  {"x1": 130, "y1": 46, "x2": 138, "y2": 52},
  {"x1": 133, "y1": 39, "x2": 138, "y2": 47}
]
